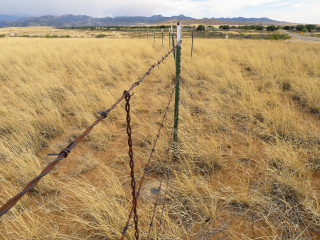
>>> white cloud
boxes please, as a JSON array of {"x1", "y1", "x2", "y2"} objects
[
  {"x1": 0, "y1": 0, "x2": 319, "y2": 24},
  {"x1": 293, "y1": 2, "x2": 304, "y2": 8},
  {"x1": 0, "y1": 0, "x2": 163, "y2": 17}
]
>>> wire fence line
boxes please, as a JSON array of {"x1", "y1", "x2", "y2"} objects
[
  {"x1": 146, "y1": 99, "x2": 177, "y2": 240},
  {"x1": 120, "y1": 70, "x2": 180, "y2": 239},
  {"x1": 146, "y1": 49, "x2": 182, "y2": 240},
  {"x1": 0, "y1": 41, "x2": 181, "y2": 219},
  {"x1": 124, "y1": 91, "x2": 139, "y2": 239}
]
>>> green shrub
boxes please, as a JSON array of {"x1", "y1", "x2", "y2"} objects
[
  {"x1": 266, "y1": 26, "x2": 279, "y2": 31},
  {"x1": 219, "y1": 25, "x2": 230, "y2": 30},
  {"x1": 284, "y1": 26, "x2": 290, "y2": 30},
  {"x1": 196, "y1": 25, "x2": 205, "y2": 31},
  {"x1": 266, "y1": 33, "x2": 290, "y2": 40},
  {"x1": 96, "y1": 34, "x2": 106, "y2": 38},
  {"x1": 255, "y1": 26, "x2": 264, "y2": 31},
  {"x1": 305, "y1": 24, "x2": 316, "y2": 32},
  {"x1": 0, "y1": 34, "x2": 5, "y2": 38},
  {"x1": 238, "y1": 25, "x2": 251, "y2": 30},
  {"x1": 296, "y1": 25, "x2": 304, "y2": 31}
]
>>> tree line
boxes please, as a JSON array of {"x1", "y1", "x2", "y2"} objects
[{"x1": 195, "y1": 24, "x2": 320, "y2": 32}]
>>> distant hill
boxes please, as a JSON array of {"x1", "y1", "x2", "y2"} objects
[
  {"x1": 0, "y1": 14, "x2": 22, "y2": 22},
  {"x1": 214, "y1": 17, "x2": 280, "y2": 22},
  {"x1": 0, "y1": 14, "x2": 193, "y2": 28},
  {"x1": 0, "y1": 14, "x2": 289, "y2": 28}
]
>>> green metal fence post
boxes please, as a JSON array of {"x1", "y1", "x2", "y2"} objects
[{"x1": 173, "y1": 22, "x2": 182, "y2": 149}]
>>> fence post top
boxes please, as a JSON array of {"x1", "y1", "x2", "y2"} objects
[{"x1": 177, "y1": 22, "x2": 182, "y2": 46}]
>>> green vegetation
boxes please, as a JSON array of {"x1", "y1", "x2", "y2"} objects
[
  {"x1": 45, "y1": 34, "x2": 59, "y2": 38},
  {"x1": 266, "y1": 26, "x2": 279, "y2": 31},
  {"x1": 219, "y1": 25, "x2": 230, "y2": 30},
  {"x1": 96, "y1": 34, "x2": 106, "y2": 38},
  {"x1": 296, "y1": 25, "x2": 304, "y2": 31},
  {"x1": 255, "y1": 26, "x2": 264, "y2": 30},
  {"x1": 0, "y1": 34, "x2": 5, "y2": 38},
  {"x1": 305, "y1": 24, "x2": 316, "y2": 32},
  {"x1": 196, "y1": 25, "x2": 205, "y2": 31},
  {"x1": 266, "y1": 33, "x2": 291, "y2": 40}
]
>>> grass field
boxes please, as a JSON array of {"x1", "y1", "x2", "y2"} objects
[{"x1": 0, "y1": 35, "x2": 320, "y2": 239}]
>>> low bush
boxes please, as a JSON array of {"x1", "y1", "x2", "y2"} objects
[
  {"x1": 266, "y1": 33, "x2": 291, "y2": 40},
  {"x1": 96, "y1": 34, "x2": 106, "y2": 38}
]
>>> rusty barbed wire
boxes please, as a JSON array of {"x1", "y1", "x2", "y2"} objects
[
  {"x1": 121, "y1": 70, "x2": 180, "y2": 239},
  {"x1": 0, "y1": 42, "x2": 181, "y2": 218},
  {"x1": 124, "y1": 91, "x2": 139, "y2": 240}
]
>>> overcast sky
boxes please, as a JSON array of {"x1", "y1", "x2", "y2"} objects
[{"x1": 0, "y1": 0, "x2": 319, "y2": 24}]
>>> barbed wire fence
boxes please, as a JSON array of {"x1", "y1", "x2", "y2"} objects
[{"x1": 0, "y1": 23, "x2": 183, "y2": 239}]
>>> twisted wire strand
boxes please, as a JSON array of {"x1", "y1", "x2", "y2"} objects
[
  {"x1": 124, "y1": 91, "x2": 139, "y2": 239},
  {"x1": 0, "y1": 42, "x2": 181, "y2": 218},
  {"x1": 156, "y1": 107, "x2": 179, "y2": 240},
  {"x1": 120, "y1": 71, "x2": 180, "y2": 239},
  {"x1": 146, "y1": 71, "x2": 181, "y2": 240}
]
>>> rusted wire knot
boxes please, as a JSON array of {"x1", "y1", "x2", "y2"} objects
[
  {"x1": 98, "y1": 109, "x2": 111, "y2": 119},
  {"x1": 124, "y1": 90, "x2": 134, "y2": 99},
  {"x1": 122, "y1": 224, "x2": 133, "y2": 235},
  {"x1": 48, "y1": 147, "x2": 71, "y2": 158},
  {"x1": 132, "y1": 81, "x2": 140, "y2": 87}
]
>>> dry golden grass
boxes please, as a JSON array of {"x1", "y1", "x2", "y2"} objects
[
  {"x1": 0, "y1": 35, "x2": 320, "y2": 239},
  {"x1": 0, "y1": 26, "x2": 135, "y2": 38}
]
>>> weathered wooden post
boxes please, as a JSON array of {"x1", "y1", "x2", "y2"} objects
[
  {"x1": 173, "y1": 22, "x2": 182, "y2": 151},
  {"x1": 147, "y1": 29, "x2": 149, "y2": 40},
  {"x1": 154, "y1": 29, "x2": 156, "y2": 42}
]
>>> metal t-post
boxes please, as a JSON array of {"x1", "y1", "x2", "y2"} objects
[{"x1": 173, "y1": 22, "x2": 182, "y2": 148}]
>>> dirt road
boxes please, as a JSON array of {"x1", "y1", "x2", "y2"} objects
[{"x1": 280, "y1": 30, "x2": 320, "y2": 41}]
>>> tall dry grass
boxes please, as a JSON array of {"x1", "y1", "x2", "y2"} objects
[{"x1": 0, "y1": 36, "x2": 320, "y2": 239}]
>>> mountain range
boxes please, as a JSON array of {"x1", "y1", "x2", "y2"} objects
[{"x1": 0, "y1": 14, "x2": 281, "y2": 28}]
